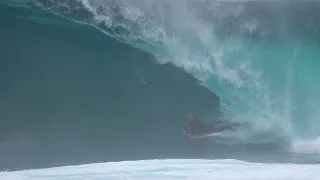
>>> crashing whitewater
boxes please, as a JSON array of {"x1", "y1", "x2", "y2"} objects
[{"x1": 1, "y1": 159, "x2": 320, "y2": 180}]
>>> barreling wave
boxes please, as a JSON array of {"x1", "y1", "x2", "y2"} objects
[
  {"x1": 27, "y1": 0, "x2": 320, "y2": 154},
  {"x1": 4, "y1": 0, "x2": 320, "y2": 155}
]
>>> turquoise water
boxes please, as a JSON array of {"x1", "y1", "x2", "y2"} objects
[
  {"x1": 1, "y1": 0, "x2": 320, "y2": 179},
  {"x1": 29, "y1": 0, "x2": 320, "y2": 152}
]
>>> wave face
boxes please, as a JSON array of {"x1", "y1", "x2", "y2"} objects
[
  {"x1": 0, "y1": 2, "x2": 221, "y2": 170},
  {"x1": 29, "y1": 0, "x2": 320, "y2": 154},
  {"x1": 2, "y1": 0, "x2": 320, "y2": 170}
]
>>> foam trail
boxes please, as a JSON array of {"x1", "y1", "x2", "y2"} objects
[{"x1": 1, "y1": 159, "x2": 320, "y2": 180}]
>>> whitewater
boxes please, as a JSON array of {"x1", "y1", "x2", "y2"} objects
[
  {"x1": 1, "y1": 159, "x2": 320, "y2": 180},
  {"x1": 2, "y1": 0, "x2": 320, "y2": 179}
]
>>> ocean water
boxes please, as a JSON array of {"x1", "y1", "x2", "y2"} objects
[{"x1": 1, "y1": 0, "x2": 320, "y2": 179}]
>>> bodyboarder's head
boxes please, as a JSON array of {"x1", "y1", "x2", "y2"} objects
[{"x1": 188, "y1": 112, "x2": 195, "y2": 121}]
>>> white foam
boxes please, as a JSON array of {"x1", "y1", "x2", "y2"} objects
[
  {"x1": 1, "y1": 159, "x2": 319, "y2": 180},
  {"x1": 291, "y1": 137, "x2": 320, "y2": 155}
]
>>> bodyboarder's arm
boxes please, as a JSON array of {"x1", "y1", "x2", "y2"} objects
[{"x1": 184, "y1": 125, "x2": 195, "y2": 135}]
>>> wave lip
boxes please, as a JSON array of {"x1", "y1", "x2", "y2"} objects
[{"x1": 1, "y1": 159, "x2": 320, "y2": 180}]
